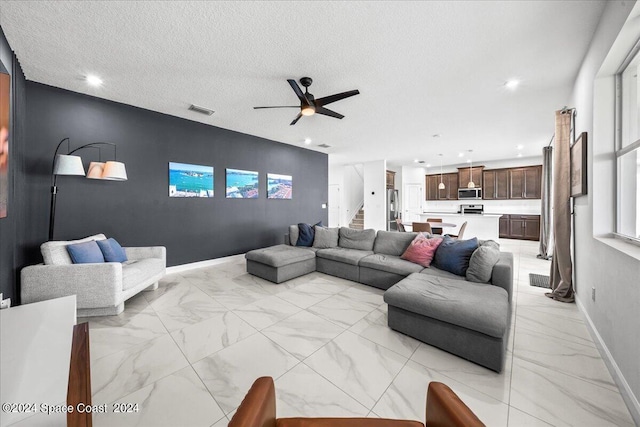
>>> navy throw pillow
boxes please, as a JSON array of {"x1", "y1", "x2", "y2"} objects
[
  {"x1": 97, "y1": 238, "x2": 128, "y2": 262},
  {"x1": 433, "y1": 236, "x2": 479, "y2": 276},
  {"x1": 66, "y1": 240, "x2": 105, "y2": 264},
  {"x1": 296, "y1": 221, "x2": 323, "y2": 247}
]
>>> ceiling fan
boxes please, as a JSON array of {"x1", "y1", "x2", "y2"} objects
[{"x1": 254, "y1": 77, "x2": 360, "y2": 125}]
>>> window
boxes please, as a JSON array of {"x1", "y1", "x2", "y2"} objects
[{"x1": 617, "y1": 43, "x2": 640, "y2": 241}]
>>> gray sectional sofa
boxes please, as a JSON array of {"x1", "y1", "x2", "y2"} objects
[{"x1": 245, "y1": 226, "x2": 513, "y2": 372}]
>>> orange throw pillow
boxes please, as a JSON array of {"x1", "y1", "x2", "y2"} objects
[{"x1": 401, "y1": 234, "x2": 443, "y2": 268}]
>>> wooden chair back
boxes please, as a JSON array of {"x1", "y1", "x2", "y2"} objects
[
  {"x1": 427, "y1": 218, "x2": 443, "y2": 235},
  {"x1": 412, "y1": 222, "x2": 433, "y2": 233}
]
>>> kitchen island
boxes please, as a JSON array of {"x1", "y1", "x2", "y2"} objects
[{"x1": 418, "y1": 212, "x2": 503, "y2": 241}]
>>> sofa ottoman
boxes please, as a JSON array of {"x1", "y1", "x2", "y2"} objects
[
  {"x1": 384, "y1": 272, "x2": 510, "y2": 372},
  {"x1": 245, "y1": 244, "x2": 316, "y2": 283}
]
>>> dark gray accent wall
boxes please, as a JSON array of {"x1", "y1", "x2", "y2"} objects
[
  {"x1": 23, "y1": 82, "x2": 327, "y2": 269},
  {"x1": 0, "y1": 27, "x2": 26, "y2": 304}
]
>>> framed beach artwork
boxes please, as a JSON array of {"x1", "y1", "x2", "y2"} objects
[
  {"x1": 267, "y1": 173, "x2": 292, "y2": 199},
  {"x1": 169, "y1": 162, "x2": 214, "y2": 197},
  {"x1": 226, "y1": 168, "x2": 259, "y2": 198},
  {"x1": 570, "y1": 132, "x2": 587, "y2": 197},
  {"x1": 0, "y1": 65, "x2": 10, "y2": 218}
]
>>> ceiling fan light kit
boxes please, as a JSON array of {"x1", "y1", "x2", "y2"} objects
[{"x1": 254, "y1": 77, "x2": 359, "y2": 125}]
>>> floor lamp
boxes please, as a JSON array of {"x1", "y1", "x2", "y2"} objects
[{"x1": 49, "y1": 138, "x2": 127, "y2": 240}]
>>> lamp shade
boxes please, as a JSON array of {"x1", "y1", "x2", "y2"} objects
[
  {"x1": 102, "y1": 161, "x2": 127, "y2": 181},
  {"x1": 438, "y1": 182, "x2": 445, "y2": 190},
  {"x1": 53, "y1": 154, "x2": 85, "y2": 176},
  {"x1": 86, "y1": 162, "x2": 106, "y2": 179}
]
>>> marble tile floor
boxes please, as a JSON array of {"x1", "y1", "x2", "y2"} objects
[{"x1": 86, "y1": 239, "x2": 635, "y2": 427}]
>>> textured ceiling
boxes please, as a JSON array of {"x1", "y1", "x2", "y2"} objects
[{"x1": 0, "y1": 1, "x2": 606, "y2": 167}]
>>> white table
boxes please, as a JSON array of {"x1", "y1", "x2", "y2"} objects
[
  {"x1": 418, "y1": 212, "x2": 504, "y2": 241},
  {"x1": 403, "y1": 222, "x2": 457, "y2": 233},
  {"x1": 1, "y1": 296, "x2": 77, "y2": 427}
]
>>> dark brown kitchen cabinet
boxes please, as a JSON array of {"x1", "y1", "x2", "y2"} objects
[
  {"x1": 499, "y1": 215, "x2": 510, "y2": 238},
  {"x1": 500, "y1": 214, "x2": 541, "y2": 241},
  {"x1": 508, "y1": 166, "x2": 542, "y2": 199},
  {"x1": 425, "y1": 173, "x2": 458, "y2": 200},
  {"x1": 440, "y1": 173, "x2": 459, "y2": 200},
  {"x1": 386, "y1": 170, "x2": 396, "y2": 189},
  {"x1": 483, "y1": 169, "x2": 509, "y2": 200},
  {"x1": 426, "y1": 175, "x2": 439, "y2": 200},
  {"x1": 457, "y1": 166, "x2": 484, "y2": 189}
]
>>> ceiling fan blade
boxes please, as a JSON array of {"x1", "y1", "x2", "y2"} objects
[
  {"x1": 253, "y1": 106, "x2": 299, "y2": 109},
  {"x1": 287, "y1": 79, "x2": 311, "y2": 105},
  {"x1": 315, "y1": 90, "x2": 360, "y2": 107},
  {"x1": 290, "y1": 113, "x2": 303, "y2": 126},
  {"x1": 315, "y1": 107, "x2": 344, "y2": 120}
]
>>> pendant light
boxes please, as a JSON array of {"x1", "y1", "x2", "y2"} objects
[
  {"x1": 467, "y1": 149, "x2": 475, "y2": 188},
  {"x1": 438, "y1": 154, "x2": 445, "y2": 190}
]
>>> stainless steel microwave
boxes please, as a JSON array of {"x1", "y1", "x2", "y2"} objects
[{"x1": 458, "y1": 188, "x2": 482, "y2": 200}]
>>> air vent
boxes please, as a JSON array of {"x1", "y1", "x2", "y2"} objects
[
  {"x1": 188, "y1": 104, "x2": 214, "y2": 116},
  {"x1": 317, "y1": 144, "x2": 331, "y2": 148},
  {"x1": 418, "y1": 160, "x2": 426, "y2": 164}
]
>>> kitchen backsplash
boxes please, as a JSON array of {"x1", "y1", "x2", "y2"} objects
[{"x1": 422, "y1": 199, "x2": 541, "y2": 215}]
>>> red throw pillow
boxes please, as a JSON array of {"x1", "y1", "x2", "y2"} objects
[{"x1": 401, "y1": 234, "x2": 443, "y2": 268}]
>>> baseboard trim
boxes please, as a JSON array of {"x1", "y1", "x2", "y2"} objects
[
  {"x1": 576, "y1": 298, "x2": 640, "y2": 425},
  {"x1": 166, "y1": 254, "x2": 245, "y2": 274}
]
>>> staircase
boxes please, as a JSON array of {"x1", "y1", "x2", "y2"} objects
[{"x1": 349, "y1": 209, "x2": 364, "y2": 229}]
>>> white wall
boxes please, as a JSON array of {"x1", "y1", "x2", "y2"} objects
[
  {"x1": 571, "y1": 1, "x2": 640, "y2": 423},
  {"x1": 328, "y1": 163, "x2": 344, "y2": 227},
  {"x1": 344, "y1": 164, "x2": 364, "y2": 225},
  {"x1": 423, "y1": 199, "x2": 541, "y2": 215},
  {"x1": 363, "y1": 160, "x2": 387, "y2": 230},
  {"x1": 329, "y1": 162, "x2": 364, "y2": 227}
]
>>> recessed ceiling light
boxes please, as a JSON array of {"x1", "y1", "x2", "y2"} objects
[
  {"x1": 426, "y1": 163, "x2": 431, "y2": 167},
  {"x1": 86, "y1": 74, "x2": 103, "y2": 86},
  {"x1": 505, "y1": 80, "x2": 519, "y2": 90},
  {"x1": 516, "y1": 144, "x2": 524, "y2": 150},
  {"x1": 466, "y1": 159, "x2": 471, "y2": 163},
  {"x1": 517, "y1": 153, "x2": 523, "y2": 158},
  {"x1": 458, "y1": 152, "x2": 464, "y2": 157},
  {"x1": 304, "y1": 138, "x2": 312, "y2": 145},
  {"x1": 414, "y1": 159, "x2": 419, "y2": 163}
]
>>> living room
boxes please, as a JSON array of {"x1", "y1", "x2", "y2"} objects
[{"x1": 1, "y1": 2, "x2": 639, "y2": 427}]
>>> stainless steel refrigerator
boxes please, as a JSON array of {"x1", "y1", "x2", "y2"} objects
[{"x1": 387, "y1": 189, "x2": 400, "y2": 231}]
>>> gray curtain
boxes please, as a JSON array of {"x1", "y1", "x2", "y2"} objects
[
  {"x1": 547, "y1": 110, "x2": 574, "y2": 302},
  {"x1": 538, "y1": 146, "x2": 553, "y2": 259}
]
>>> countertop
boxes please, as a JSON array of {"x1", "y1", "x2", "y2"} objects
[{"x1": 421, "y1": 212, "x2": 504, "y2": 218}]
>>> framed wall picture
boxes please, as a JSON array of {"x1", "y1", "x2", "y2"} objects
[
  {"x1": 226, "y1": 168, "x2": 259, "y2": 198},
  {"x1": 0, "y1": 68, "x2": 10, "y2": 218},
  {"x1": 267, "y1": 173, "x2": 292, "y2": 199},
  {"x1": 570, "y1": 132, "x2": 587, "y2": 197},
  {"x1": 169, "y1": 162, "x2": 214, "y2": 197}
]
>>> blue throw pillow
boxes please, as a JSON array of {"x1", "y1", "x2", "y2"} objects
[
  {"x1": 296, "y1": 221, "x2": 323, "y2": 247},
  {"x1": 66, "y1": 240, "x2": 105, "y2": 264},
  {"x1": 433, "y1": 236, "x2": 479, "y2": 276},
  {"x1": 97, "y1": 238, "x2": 128, "y2": 262}
]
